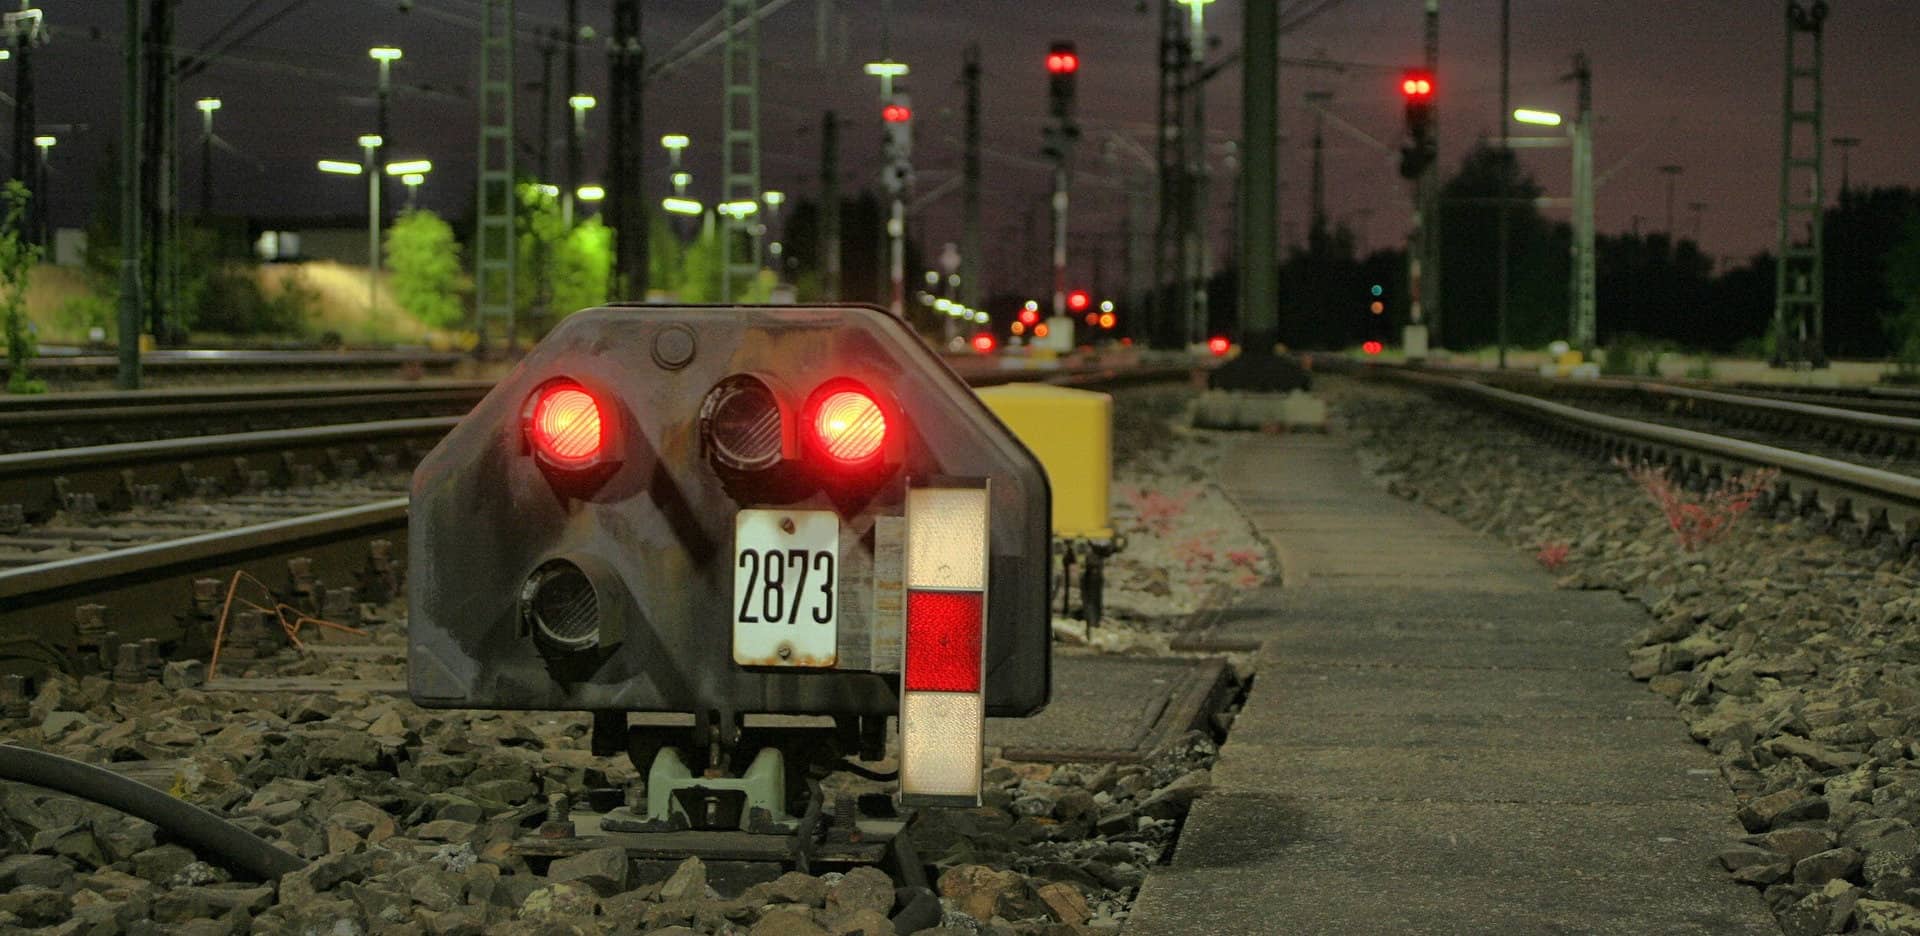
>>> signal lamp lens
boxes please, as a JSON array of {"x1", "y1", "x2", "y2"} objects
[
  {"x1": 1363, "y1": 340, "x2": 1385, "y2": 356},
  {"x1": 702, "y1": 377, "x2": 785, "y2": 472},
  {"x1": 1099, "y1": 312, "x2": 1116, "y2": 329},
  {"x1": 1018, "y1": 309, "x2": 1039, "y2": 326},
  {"x1": 971, "y1": 333, "x2": 996, "y2": 353},
  {"x1": 812, "y1": 388, "x2": 888, "y2": 464},
  {"x1": 1067, "y1": 290, "x2": 1090, "y2": 311},
  {"x1": 1208, "y1": 336, "x2": 1231, "y2": 356},
  {"x1": 883, "y1": 104, "x2": 912, "y2": 123},
  {"x1": 1033, "y1": 323, "x2": 1050, "y2": 338},
  {"x1": 1010, "y1": 321, "x2": 1025, "y2": 336},
  {"x1": 522, "y1": 559, "x2": 600, "y2": 651},
  {"x1": 529, "y1": 382, "x2": 605, "y2": 467}
]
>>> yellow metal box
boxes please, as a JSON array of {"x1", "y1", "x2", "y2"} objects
[{"x1": 976, "y1": 383, "x2": 1112, "y2": 539}]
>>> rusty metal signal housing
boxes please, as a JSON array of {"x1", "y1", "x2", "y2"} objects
[{"x1": 407, "y1": 305, "x2": 1052, "y2": 718}]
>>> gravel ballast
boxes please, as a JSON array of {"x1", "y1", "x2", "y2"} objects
[
  {"x1": 0, "y1": 381, "x2": 1266, "y2": 936},
  {"x1": 1333, "y1": 373, "x2": 1920, "y2": 935}
]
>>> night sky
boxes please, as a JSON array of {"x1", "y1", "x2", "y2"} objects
[{"x1": 33, "y1": 0, "x2": 1920, "y2": 298}]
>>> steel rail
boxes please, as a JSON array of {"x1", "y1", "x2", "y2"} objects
[
  {"x1": 1380, "y1": 367, "x2": 1920, "y2": 550},
  {"x1": 0, "y1": 364, "x2": 1199, "y2": 680}
]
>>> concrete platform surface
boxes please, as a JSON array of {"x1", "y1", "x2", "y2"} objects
[{"x1": 1126, "y1": 435, "x2": 1776, "y2": 935}]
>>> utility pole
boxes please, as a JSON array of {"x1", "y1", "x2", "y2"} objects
[
  {"x1": 1830, "y1": 135, "x2": 1858, "y2": 196},
  {"x1": 195, "y1": 98, "x2": 219, "y2": 218},
  {"x1": 1240, "y1": 0, "x2": 1279, "y2": 348},
  {"x1": 1494, "y1": 0, "x2": 1510, "y2": 368},
  {"x1": 1687, "y1": 201, "x2": 1707, "y2": 241},
  {"x1": 1774, "y1": 0, "x2": 1827, "y2": 367},
  {"x1": 1418, "y1": 0, "x2": 1441, "y2": 350},
  {"x1": 1305, "y1": 91, "x2": 1328, "y2": 239},
  {"x1": 1153, "y1": 0, "x2": 1185, "y2": 348},
  {"x1": 819, "y1": 110, "x2": 841, "y2": 299},
  {"x1": 1568, "y1": 53, "x2": 1595, "y2": 351},
  {"x1": 961, "y1": 44, "x2": 982, "y2": 313},
  {"x1": 607, "y1": 0, "x2": 646, "y2": 298},
  {"x1": 1658, "y1": 164, "x2": 1683, "y2": 236},
  {"x1": 142, "y1": 0, "x2": 176, "y2": 342},
  {"x1": 10, "y1": 2, "x2": 39, "y2": 243},
  {"x1": 119, "y1": 0, "x2": 143, "y2": 389},
  {"x1": 370, "y1": 46, "x2": 400, "y2": 222}
]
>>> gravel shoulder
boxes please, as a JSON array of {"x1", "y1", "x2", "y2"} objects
[{"x1": 1332, "y1": 373, "x2": 1920, "y2": 936}]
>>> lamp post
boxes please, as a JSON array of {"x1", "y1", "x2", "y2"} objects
[
  {"x1": 1658, "y1": 165, "x2": 1683, "y2": 237},
  {"x1": 318, "y1": 134, "x2": 383, "y2": 315},
  {"x1": 576, "y1": 184, "x2": 605, "y2": 212},
  {"x1": 369, "y1": 47, "x2": 402, "y2": 221},
  {"x1": 31, "y1": 134, "x2": 52, "y2": 245},
  {"x1": 385, "y1": 160, "x2": 432, "y2": 212},
  {"x1": 195, "y1": 98, "x2": 220, "y2": 217},
  {"x1": 565, "y1": 93, "x2": 596, "y2": 228},
  {"x1": 763, "y1": 189, "x2": 785, "y2": 276},
  {"x1": 1176, "y1": 0, "x2": 1214, "y2": 348},
  {"x1": 1512, "y1": 104, "x2": 1593, "y2": 349}
]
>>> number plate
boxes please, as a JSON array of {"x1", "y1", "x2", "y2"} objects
[{"x1": 732, "y1": 509, "x2": 839, "y2": 667}]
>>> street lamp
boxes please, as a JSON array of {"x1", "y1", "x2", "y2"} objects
[
  {"x1": 661, "y1": 197, "x2": 703, "y2": 217},
  {"x1": 660, "y1": 134, "x2": 689, "y2": 165},
  {"x1": 577, "y1": 184, "x2": 605, "y2": 204},
  {"x1": 31, "y1": 136, "x2": 52, "y2": 243},
  {"x1": 763, "y1": 190, "x2": 786, "y2": 269},
  {"x1": 716, "y1": 200, "x2": 758, "y2": 219},
  {"x1": 385, "y1": 159, "x2": 431, "y2": 211},
  {"x1": 862, "y1": 60, "x2": 909, "y2": 97},
  {"x1": 317, "y1": 134, "x2": 383, "y2": 315},
  {"x1": 565, "y1": 94, "x2": 597, "y2": 227},
  {"x1": 196, "y1": 98, "x2": 221, "y2": 217},
  {"x1": 1512, "y1": 108, "x2": 1561, "y2": 127},
  {"x1": 1176, "y1": 0, "x2": 1216, "y2": 347},
  {"x1": 1510, "y1": 104, "x2": 1595, "y2": 348},
  {"x1": 671, "y1": 171, "x2": 691, "y2": 195},
  {"x1": 864, "y1": 62, "x2": 912, "y2": 318},
  {"x1": 369, "y1": 47, "x2": 402, "y2": 221}
]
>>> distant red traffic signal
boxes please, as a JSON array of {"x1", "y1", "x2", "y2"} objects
[
  {"x1": 1066, "y1": 290, "x2": 1090, "y2": 312},
  {"x1": 1017, "y1": 308, "x2": 1039, "y2": 326},
  {"x1": 1208, "y1": 336, "x2": 1231, "y2": 357},
  {"x1": 1046, "y1": 50, "x2": 1079, "y2": 74},
  {"x1": 1401, "y1": 72, "x2": 1433, "y2": 98},
  {"x1": 883, "y1": 103, "x2": 912, "y2": 123},
  {"x1": 971, "y1": 333, "x2": 996, "y2": 354},
  {"x1": 1363, "y1": 340, "x2": 1385, "y2": 356}
]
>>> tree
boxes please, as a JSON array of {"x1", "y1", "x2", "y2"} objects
[
  {"x1": 551, "y1": 217, "x2": 612, "y2": 316},
  {"x1": 386, "y1": 209, "x2": 466, "y2": 328},
  {"x1": 1, "y1": 182, "x2": 44, "y2": 393},
  {"x1": 1883, "y1": 212, "x2": 1920, "y2": 376},
  {"x1": 1438, "y1": 144, "x2": 1568, "y2": 348},
  {"x1": 1826, "y1": 187, "x2": 1920, "y2": 358}
]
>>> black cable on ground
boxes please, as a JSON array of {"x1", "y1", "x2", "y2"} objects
[
  {"x1": 0, "y1": 744, "x2": 307, "y2": 881},
  {"x1": 890, "y1": 885, "x2": 942, "y2": 934}
]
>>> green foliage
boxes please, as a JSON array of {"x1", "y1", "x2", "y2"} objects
[
  {"x1": 52, "y1": 294, "x2": 116, "y2": 341},
  {"x1": 386, "y1": 209, "x2": 466, "y2": 328},
  {"x1": 1883, "y1": 213, "x2": 1920, "y2": 378},
  {"x1": 193, "y1": 265, "x2": 313, "y2": 338},
  {"x1": 0, "y1": 181, "x2": 44, "y2": 393},
  {"x1": 1684, "y1": 353, "x2": 1715, "y2": 380},
  {"x1": 1600, "y1": 333, "x2": 1668, "y2": 377},
  {"x1": 551, "y1": 217, "x2": 612, "y2": 316}
]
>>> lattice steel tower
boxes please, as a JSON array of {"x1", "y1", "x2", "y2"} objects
[
  {"x1": 1773, "y1": 0, "x2": 1828, "y2": 368},
  {"x1": 721, "y1": 0, "x2": 762, "y2": 302},
  {"x1": 473, "y1": 0, "x2": 517, "y2": 351}
]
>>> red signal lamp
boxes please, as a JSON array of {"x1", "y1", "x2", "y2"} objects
[
  {"x1": 1066, "y1": 290, "x2": 1090, "y2": 312},
  {"x1": 1084, "y1": 313, "x2": 1098, "y2": 327},
  {"x1": 883, "y1": 103, "x2": 912, "y2": 123},
  {"x1": 1363, "y1": 340, "x2": 1385, "y2": 356},
  {"x1": 1207, "y1": 336, "x2": 1231, "y2": 357},
  {"x1": 526, "y1": 380, "x2": 607, "y2": 470},
  {"x1": 1017, "y1": 308, "x2": 1039, "y2": 326},
  {"x1": 1046, "y1": 51, "x2": 1079, "y2": 74},
  {"x1": 971, "y1": 332, "x2": 996, "y2": 354},
  {"x1": 1401, "y1": 73, "x2": 1434, "y2": 98},
  {"x1": 808, "y1": 386, "x2": 889, "y2": 465}
]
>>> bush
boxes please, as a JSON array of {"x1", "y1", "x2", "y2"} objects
[
  {"x1": 194, "y1": 264, "x2": 312, "y2": 338},
  {"x1": 52, "y1": 294, "x2": 116, "y2": 342},
  {"x1": 386, "y1": 209, "x2": 466, "y2": 328},
  {"x1": 1601, "y1": 333, "x2": 1668, "y2": 377}
]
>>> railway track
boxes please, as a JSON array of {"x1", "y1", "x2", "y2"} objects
[
  {"x1": 0, "y1": 362, "x2": 1196, "y2": 681},
  {"x1": 1359, "y1": 363, "x2": 1920, "y2": 555}
]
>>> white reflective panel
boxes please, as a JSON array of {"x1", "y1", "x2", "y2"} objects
[
  {"x1": 906, "y1": 487, "x2": 987, "y2": 591},
  {"x1": 900, "y1": 691, "x2": 984, "y2": 802}
]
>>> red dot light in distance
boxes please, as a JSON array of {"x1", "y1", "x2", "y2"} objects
[
  {"x1": 971, "y1": 333, "x2": 996, "y2": 354},
  {"x1": 1208, "y1": 336, "x2": 1231, "y2": 356},
  {"x1": 812, "y1": 389, "x2": 888, "y2": 463},
  {"x1": 530, "y1": 384, "x2": 604, "y2": 466},
  {"x1": 1363, "y1": 340, "x2": 1385, "y2": 356}
]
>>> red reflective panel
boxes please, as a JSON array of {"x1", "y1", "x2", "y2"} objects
[
  {"x1": 905, "y1": 590, "x2": 983, "y2": 692},
  {"x1": 812, "y1": 389, "x2": 887, "y2": 463},
  {"x1": 530, "y1": 384, "x2": 604, "y2": 465},
  {"x1": 1208, "y1": 336, "x2": 1231, "y2": 356}
]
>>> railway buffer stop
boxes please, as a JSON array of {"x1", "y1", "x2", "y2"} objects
[{"x1": 406, "y1": 304, "x2": 1052, "y2": 869}]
